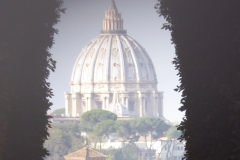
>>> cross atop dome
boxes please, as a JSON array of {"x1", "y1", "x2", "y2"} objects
[
  {"x1": 101, "y1": 0, "x2": 127, "y2": 34},
  {"x1": 109, "y1": 0, "x2": 118, "y2": 11}
]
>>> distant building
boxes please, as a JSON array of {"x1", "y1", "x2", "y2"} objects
[
  {"x1": 64, "y1": 147, "x2": 107, "y2": 160},
  {"x1": 65, "y1": 0, "x2": 163, "y2": 118},
  {"x1": 159, "y1": 139, "x2": 185, "y2": 160},
  {"x1": 93, "y1": 137, "x2": 185, "y2": 160},
  {"x1": 49, "y1": 115, "x2": 136, "y2": 124},
  {"x1": 50, "y1": 115, "x2": 80, "y2": 124}
]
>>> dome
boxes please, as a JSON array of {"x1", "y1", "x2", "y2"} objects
[
  {"x1": 71, "y1": 34, "x2": 157, "y2": 84},
  {"x1": 71, "y1": 0, "x2": 157, "y2": 86},
  {"x1": 65, "y1": 0, "x2": 164, "y2": 118}
]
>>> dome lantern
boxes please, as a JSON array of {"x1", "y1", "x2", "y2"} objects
[{"x1": 101, "y1": 0, "x2": 126, "y2": 34}]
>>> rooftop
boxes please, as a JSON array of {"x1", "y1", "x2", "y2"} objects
[{"x1": 64, "y1": 147, "x2": 107, "y2": 160}]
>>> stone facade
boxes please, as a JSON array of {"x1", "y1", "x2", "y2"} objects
[{"x1": 65, "y1": 0, "x2": 164, "y2": 118}]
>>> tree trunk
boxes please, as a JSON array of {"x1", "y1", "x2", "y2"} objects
[
  {"x1": 148, "y1": 148, "x2": 151, "y2": 160},
  {"x1": 99, "y1": 137, "x2": 102, "y2": 151},
  {"x1": 166, "y1": 140, "x2": 173, "y2": 160}
]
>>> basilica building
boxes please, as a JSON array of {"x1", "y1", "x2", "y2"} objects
[{"x1": 65, "y1": 0, "x2": 163, "y2": 118}]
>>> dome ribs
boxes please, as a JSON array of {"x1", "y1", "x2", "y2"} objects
[
  {"x1": 130, "y1": 37, "x2": 155, "y2": 83},
  {"x1": 115, "y1": 35, "x2": 125, "y2": 83},
  {"x1": 110, "y1": 35, "x2": 122, "y2": 82},
  {"x1": 93, "y1": 36, "x2": 108, "y2": 83},
  {"x1": 121, "y1": 35, "x2": 140, "y2": 83},
  {"x1": 71, "y1": 35, "x2": 158, "y2": 91}
]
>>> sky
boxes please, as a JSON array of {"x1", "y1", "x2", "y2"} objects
[{"x1": 49, "y1": 0, "x2": 184, "y2": 122}]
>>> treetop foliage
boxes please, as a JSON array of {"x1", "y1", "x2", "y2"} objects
[
  {"x1": 45, "y1": 124, "x2": 84, "y2": 160},
  {"x1": 164, "y1": 125, "x2": 181, "y2": 139},
  {"x1": 114, "y1": 120, "x2": 139, "y2": 144},
  {"x1": 104, "y1": 144, "x2": 139, "y2": 160},
  {"x1": 81, "y1": 109, "x2": 117, "y2": 126},
  {"x1": 133, "y1": 117, "x2": 170, "y2": 139},
  {"x1": 93, "y1": 120, "x2": 116, "y2": 138},
  {"x1": 52, "y1": 108, "x2": 65, "y2": 115},
  {"x1": 45, "y1": 117, "x2": 172, "y2": 159}
]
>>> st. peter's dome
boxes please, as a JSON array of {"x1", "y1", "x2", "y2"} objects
[
  {"x1": 71, "y1": 1, "x2": 157, "y2": 84},
  {"x1": 65, "y1": 0, "x2": 163, "y2": 118}
]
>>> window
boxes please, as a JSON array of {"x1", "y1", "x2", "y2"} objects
[
  {"x1": 174, "y1": 156, "x2": 177, "y2": 160},
  {"x1": 165, "y1": 146, "x2": 168, "y2": 150},
  {"x1": 128, "y1": 100, "x2": 135, "y2": 111},
  {"x1": 95, "y1": 101, "x2": 102, "y2": 109}
]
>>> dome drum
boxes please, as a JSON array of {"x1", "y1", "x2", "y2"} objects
[
  {"x1": 65, "y1": 91, "x2": 163, "y2": 117},
  {"x1": 70, "y1": 82, "x2": 158, "y2": 94}
]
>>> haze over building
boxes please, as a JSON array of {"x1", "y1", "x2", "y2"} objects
[{"x1": 64, "y1": 0, "x2": 164, "y2": 117}]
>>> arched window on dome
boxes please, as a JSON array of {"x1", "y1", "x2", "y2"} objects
[
  {"x1": 82, "y1": 48, "x2": 95, "y2": 82},
  {"x1": 140, "y1": 63, "x2": 148, "y2": 80},
  {"x1": 125, "y1": 48, "x2": 135, "y2": 80},
  {"x1": 96, "y1": 48, "x2": 107, "y2": 81}
]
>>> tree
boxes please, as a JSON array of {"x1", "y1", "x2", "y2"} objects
[
  {"x1": 45, "y1": 124, "x2": 85, "y2": 160},
  {"x1": 134, "y1": 117, "x2": 170, "y2": 160},
  {"x1": 52, "y1": 108, "x2": 65, "y2": 115},
  {"x1": 157, "y1": 126, "x2": 182, "y2": 160},
  {"x1": 0, "y1": 1, "x2": 64, "y2": 159},
  {"x1": 104, "y1": 144, "x2": 140, "y2": 160},
  {"x1": 156, "y1": 1, "x2": 240, "y2": 159},
  {"x1": 92, "y1": 120, "x2": 116, "y2": 150},
  {"x1": 164, "y1": 125, "x2": 181, "y2": 139},
  {"x1": 120, "y1": 144, "x2": 139, "y2": 160},
  {"x1": 81, "y1": 109, "x2": 117, "y2": 126},
  {"x1": 114, "y1": 120, "x2": 139, "y2": 147},
  {"x1": 81, "y1": 110, "x2": 117, "y2": 149}
]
